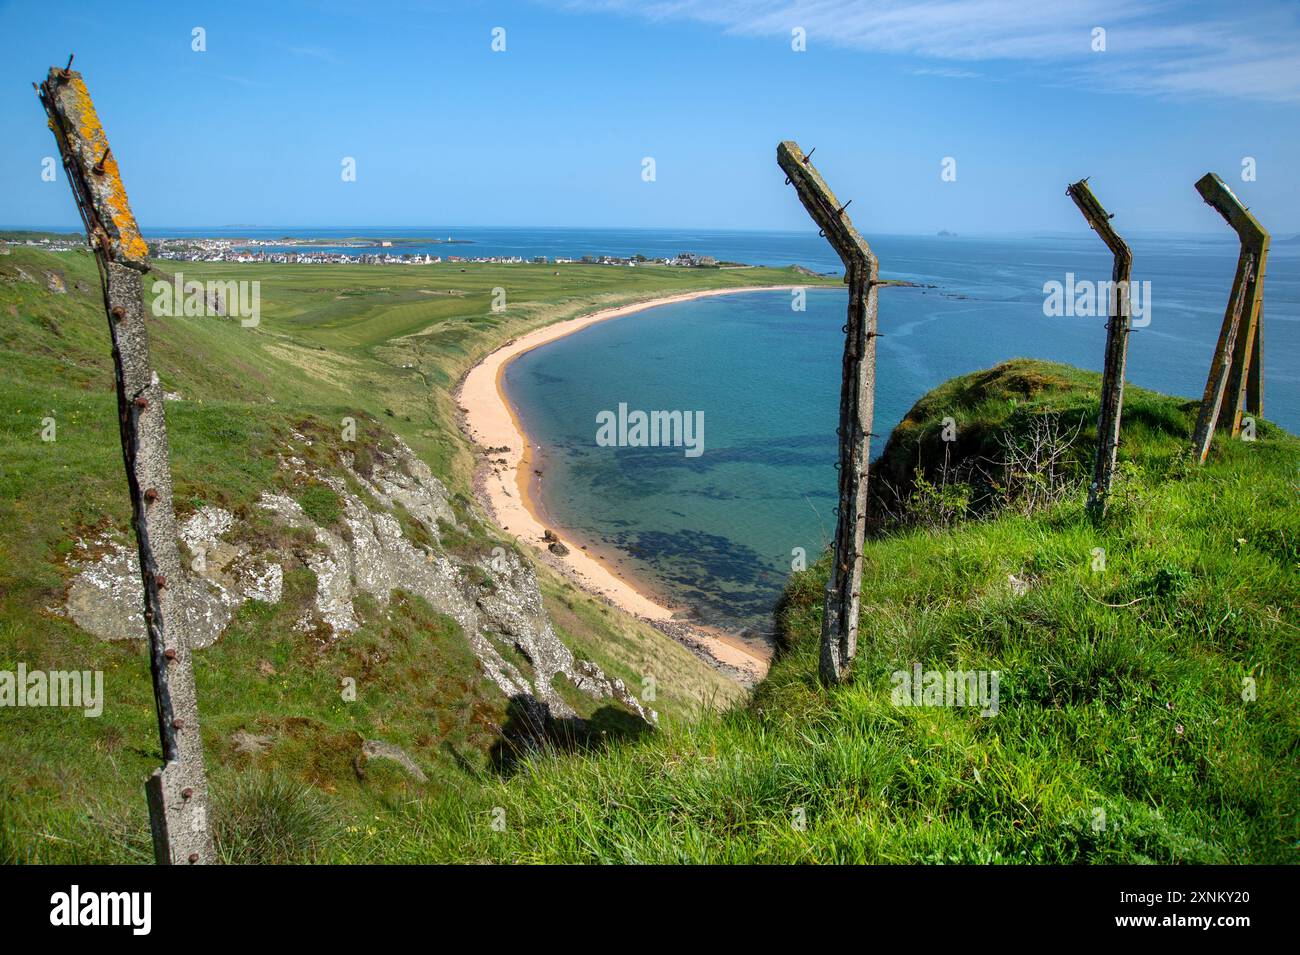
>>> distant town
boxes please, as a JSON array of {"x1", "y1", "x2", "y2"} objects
[{"x1": 1, "y1": 234, "x2": 739, "y2": 269}]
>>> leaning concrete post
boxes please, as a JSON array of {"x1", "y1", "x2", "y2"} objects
[
  {"x1": 777, "y1": 142, "x2": 878, "y2": 686},
  {"x1": 1067, "y1": 180, "x2": 1133, "y2": 518},
  {"x1": 1191, "y1": 173, "x2": 1270, "y2": 462},
  {"x1": 37, "y1": 63, "x2": 214, "y2": 865}
]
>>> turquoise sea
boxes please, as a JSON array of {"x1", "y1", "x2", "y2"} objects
[{"x1": 504, "y1": 234, "x2": 1299, "y2": 640}]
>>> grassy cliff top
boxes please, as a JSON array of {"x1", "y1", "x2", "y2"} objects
[{"x1": 398, "y1": 361, "x2": 1298, "y2": 863}]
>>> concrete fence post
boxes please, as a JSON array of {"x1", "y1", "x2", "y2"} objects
[
  {"x1": 37, "y1": 62, "x2": 215, "y2": 865},
  {"x1": 1066, "y1": 179, "x2": 1133, "y2": 518},
  {"x1": 777, "y1": 141, "x2": 878, "y2": 686}
]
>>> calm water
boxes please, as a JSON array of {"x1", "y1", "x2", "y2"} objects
[{"x1": 505, "y1": 234, "x2": 1300, "y2": 639}]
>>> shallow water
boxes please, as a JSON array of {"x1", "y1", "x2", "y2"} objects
[{"x1": 505, "y1": 235, "x2": 1299, "y2": 635}]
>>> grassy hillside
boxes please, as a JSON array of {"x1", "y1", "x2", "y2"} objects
[
  {"x1": 4, "y1": 244, "x2": 1293, "y2": 864},
  {"x1": 0, "y1": 245, "x2": 829, "y2": 862},
  {"x1": 372, "y1": 361, "x2": 1298, "y2": 863}
]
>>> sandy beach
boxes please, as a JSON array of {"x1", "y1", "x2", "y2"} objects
[{"x1": 457, "y1": 285, "x2": 811, "y2": 682}]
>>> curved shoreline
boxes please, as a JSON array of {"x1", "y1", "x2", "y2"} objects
[{"x1": 456, "y1": 285, "x2": 811, "y2": 682}]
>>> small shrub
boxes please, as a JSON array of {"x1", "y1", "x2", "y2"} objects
[{"x1": 907, "y1": 469, "x2": 971, "y2": 529}]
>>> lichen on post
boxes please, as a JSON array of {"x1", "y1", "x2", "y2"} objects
[{"x1": 1190, "y1": 173, "x2": 1270, "y2": 463}]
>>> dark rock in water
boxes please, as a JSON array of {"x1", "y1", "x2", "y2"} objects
[{"x1": 548, "y1": 540, "x2": 569, "y2": 556}]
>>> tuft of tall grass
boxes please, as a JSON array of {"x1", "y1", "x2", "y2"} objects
[{"x1": 213, "y1": 773, "x2": 346, "y2": 864}]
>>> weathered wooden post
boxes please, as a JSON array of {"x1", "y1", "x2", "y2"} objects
[
  {"x1": 1190, "y1": 173, "x2": 1270, "y2": 462},
  {"x1": 38, "y1": 62, "x2": 214, "y2": 864},
  {"x1": 777, "y1": 142, "x2": 878, "y2": 686},
  {"x1": 1066, "y1": 180, "x2": 1133, "y2": 518}
]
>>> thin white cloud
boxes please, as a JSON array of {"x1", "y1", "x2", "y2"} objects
[
  {"x1": 555, "y1": 0, "x2": 1300, "y2": 102},
  {"x1": 909, "y1": 66, "x2": 982, "y2": 80}
]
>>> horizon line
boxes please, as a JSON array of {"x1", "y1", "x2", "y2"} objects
[{"x1": 4, "y1": 224, "x2": 1286, "y2": 240}]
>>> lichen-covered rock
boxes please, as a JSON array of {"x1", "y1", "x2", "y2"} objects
[
  {"x1": 61, "y1": 440, "x2": 656, "y2": 730},
  {"x1": 64, "y1": 506, "x2": 282, "y2": 648},
  {"x1": 360, "y1": 740, "x2": 427, "y2": 782},
  {"x1": 344, "y1": 437, "x2": 457, "y2": 537},
  {"x1": 231, "y1": 730, "x2": 274, "y2": 755},
  {"x1": 261, "y1": 447, "x2": 656, "y2": 725}
]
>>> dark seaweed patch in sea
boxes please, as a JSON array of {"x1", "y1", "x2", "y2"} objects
[
  {"x1": 610, "y1": 528, "x2": 788, "y2": 626},
  {"x1": 522, "y1": 368, "x2": 568, "y2": 386},
  {"x1": 693, "y1": 484, "x2": 742, "y2": 501}
]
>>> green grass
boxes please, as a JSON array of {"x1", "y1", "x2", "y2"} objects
[
  {"x1": 3, "y1": 245, "x2": 1293, "y2": 864},
  {"x1": 352, "y1": 361, "x2": 1298, "y2": 863},
  {"x1": 1, "y1": 246, "x2": 791, "y2": 862}
]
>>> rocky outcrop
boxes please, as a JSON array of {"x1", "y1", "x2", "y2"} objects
[
  {"x1": 360, "y1": 740, "x2": 428, "y2": 782},
  {"x1": 64, "y1": 505, "x2": 282, "y2": 649},
  {"x1": 253, "y1": 470, "x2": 652, "y2": 723},
  {"x1": 62, "y1": 436, "x2": 656, "y2": 729}
]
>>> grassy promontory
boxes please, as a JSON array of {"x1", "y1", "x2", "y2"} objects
[{"x1": 401, "y1": 360, "x2": 1298, "y2": 863}]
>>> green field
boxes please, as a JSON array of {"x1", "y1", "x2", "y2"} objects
[{"x1": 1, "y1": 245, "x2": 1294, "y2": 863}]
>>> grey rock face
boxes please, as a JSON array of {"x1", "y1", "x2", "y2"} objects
[
  {"x1": 64, "y1": 506, "x2": 283, "y2": 649},
  {"x1": 231, "y1": 731, "x2": 274, "y2": 755},
  {"x1": 62, "y1": 438, "x2": 656, "y2": 729}
]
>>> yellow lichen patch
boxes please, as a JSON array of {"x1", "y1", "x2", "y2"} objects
[{"x1": 61, "y1": 74, "x2": 148, "y2": 264}]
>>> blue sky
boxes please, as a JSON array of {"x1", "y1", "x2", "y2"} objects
[{"x1": 2, "y1": 0, "x2": 1298, "y2": 233}]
